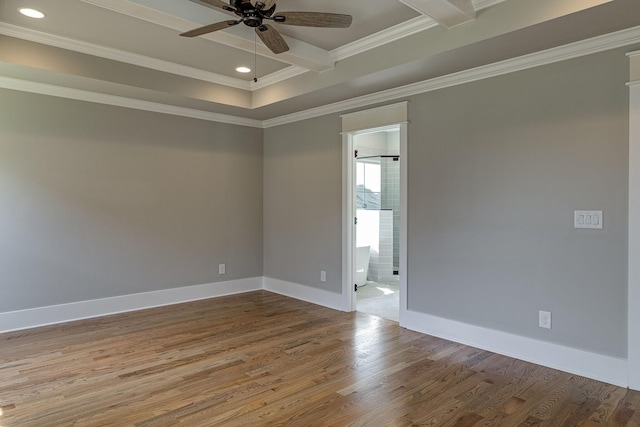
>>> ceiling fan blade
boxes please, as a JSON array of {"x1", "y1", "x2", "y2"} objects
[
  {"x1": 273, "y1": 12, "x2": 353, "y2": 28},
  {"x1": 180, "y1": 20, "x2": 239, "y2": 37},
  {"x1": 256, "y1": 24, "x2": 289, "y2": 54},
  {"x1": 198, "y1": 0, "x2": 237, "y2": 13}
]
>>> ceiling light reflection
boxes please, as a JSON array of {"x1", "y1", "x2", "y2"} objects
[{"x1": 19, "y1": 8, "x2": 45, "y2": 18}]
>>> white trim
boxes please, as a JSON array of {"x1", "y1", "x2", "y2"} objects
[
  {"x1": 263, "y1": 277, "x2": 346, "y2": 312},
  {"x1": 250, "y1": 66, "x2": 307, "y2": 91},
  {"x1": 328, "y1": 0, "x2": 506, "y2": 62},
  {"x1": 0, "y1": 76, "x2": 263, "y2": 128},
  {"x1": 629, "y1": 84, "x2": 640, "y2": 390},
  {"x1": 0, "y1": 2, "x2": 504, "y2": 92},
  {"x1": 341, "y1": 105, "x2": 408, "y2": 322},
  {"x1": 0, "y1": 19, "x2": 307, "y2": 94},
  {"x1": 342, "y1": 131, "x2": 356, "y2": 312},
  {"x1": 331, "y1": 16, "x2": 439, "y2": 62},
  {"x1": 341, "y1": 102, "x2": 409, "y2": 133},
  {"x1": 398, "y1": 122, "x2": 409, "y2": 326},
  {"x1": 404, "y1": 309, "x2": 629, "y2": 388},
  {"x1": 342, "y1": 124, "x2": 403, "y2": 136},
  {"x1": 629, "y1": 50, "x2": 640, "y2": 83},
  {"x1": 473, "y1": 0, "x2": 507, "y2": 9},
  {"x1": 0, "y1": 273, "x2": 631, "y2": 388},
  {"x1": 0, "y1": 277, "x2": 263, "y2": 334},
  {"x1": 3, "y1": 24, "x2": 639, "y2": 128},
  {"x1": 0, "y1": 23, "x2": 252, "y2": 90},
  {"x1": 264, "y1": 25, "x2": 640, "y2": 128}
]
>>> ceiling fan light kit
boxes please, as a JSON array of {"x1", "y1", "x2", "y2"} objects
[{"x1": 181, "y1": 0, "x2": 353, "y2": 54}]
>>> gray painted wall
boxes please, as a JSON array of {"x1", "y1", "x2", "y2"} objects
[
  {"x1": 262, "y1": 48, "x2": 630, "y2": 358},
  {"x1": 263, "y1": 116, "x2": 343, "y2": 292},
  {"x1": 407, "y1": 48, "x2": 629, "y2": 358},
  {"x1": 1, "y1": 46, "x2": 630, "y2": 359},
  {"x1": 0, "y1": 90, "x2": 263, "y2": 312}
]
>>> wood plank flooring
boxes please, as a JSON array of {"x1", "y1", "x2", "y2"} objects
[{"x1": 0, "y1": 291, "x2": 639, "y2": 426}]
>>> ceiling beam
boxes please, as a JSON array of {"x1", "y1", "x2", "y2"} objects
[{"x1": 397, "y1": 0, "x2": 475, "y2": 28}]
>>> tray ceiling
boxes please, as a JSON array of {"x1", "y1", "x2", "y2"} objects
[{"x1": 1, "y1": 0, "x2": 639, "y2": 123}]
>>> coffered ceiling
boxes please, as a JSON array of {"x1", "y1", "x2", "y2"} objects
[{"x1": 1, "y1": 0, "x2": 640, "y2": 124}]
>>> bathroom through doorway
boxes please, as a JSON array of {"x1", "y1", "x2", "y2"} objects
[{"x1": 353, "y1": 128, "x2": 400, "y2": 322}]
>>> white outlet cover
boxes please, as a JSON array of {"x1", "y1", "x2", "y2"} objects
[
  {"x1": 218, "y1": 264, "x2": 225, "y2": 275},
  {"x1": 539, "y1": 311, "x2": 552, "y2": 329}
]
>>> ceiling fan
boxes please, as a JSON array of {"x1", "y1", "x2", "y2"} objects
[{"x1": 181, "y1": 0, "x2": 353, "y2": 54}]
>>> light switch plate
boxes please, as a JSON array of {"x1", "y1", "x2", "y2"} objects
[{"x1": 574, "y1": 211, "x2": 603, "y2": 229}]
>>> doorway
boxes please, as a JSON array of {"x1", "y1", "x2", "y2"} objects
[
  {"x1": 354, "y1": 131, "x2": 400, "y2": 321},
  {"x1": 340, "y1": 102, "x2": 408, "y2": 325},
  {"x1": 342, "y1": 122, "x2": 407, "y2": 324}
]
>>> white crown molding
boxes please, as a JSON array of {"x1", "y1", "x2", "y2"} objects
[
  {"x1": 264, "y1": 25, "x2": 640, "y2": 128},
  {"x1": 0, "y1": 0, "x2": 507, "y2": 94},
  {"x1": 0, "y1": 22, "x2": 252, "y2": 90},
  {"x1": 0, "y1": 76, "x2": 263, "y2": 128},
  {"x1": 330, "y1": 0, "x2": 505, "y2": 62},
  {"x1": 3, "y1": 24, "x2": 640, "y2": 128},
  {"x1": 473, "y1": 0, "x2": 507, "y2": 10},
  {"x1": 250, "y1": 65, "x2": 308, "y2": 90},
  {"x1": 331, "y1": 16, "x2": 439, "y2": 62}
]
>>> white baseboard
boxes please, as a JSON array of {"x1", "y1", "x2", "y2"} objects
[
  {"x1": 403, "y1": 309, "x2": 628, "y2": 388},
  {"x1": 0, "y1": 277, "x2": 263, "y2": 334},
  {"x1": 263, "y1": 277, "x2": 347, "y2": 312},
  {"x1": 1, "y1": 277, "x2": 629, "y2": 388}
]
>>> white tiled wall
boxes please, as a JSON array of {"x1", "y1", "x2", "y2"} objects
[
  {"x1": 355, "y1": 129, "x2": 400, "y2": 278},
  {"x1": 381, "y1": 158, "x2": 400, "y2": 273}
]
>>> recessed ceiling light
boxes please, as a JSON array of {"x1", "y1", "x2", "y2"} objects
[
  {"x1": 236, "y1": 67, "x2": 251, "y2": 74},
  {"x1": 19, "y1": 8, "x2": 45, "y2": 18}
]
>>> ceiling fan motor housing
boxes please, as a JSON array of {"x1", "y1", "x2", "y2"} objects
[{"x1": 230, "y1": 0, "x2": 278, "y2": 27}]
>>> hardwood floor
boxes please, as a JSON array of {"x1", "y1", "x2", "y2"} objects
[{"x1": 1, "y1": 291, "x2": 639, "y2": 426}]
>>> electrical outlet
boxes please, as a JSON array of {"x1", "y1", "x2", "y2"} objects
[
  {"x1": 539, "y1": 311, "x2": 552, "y2": 329},
  {"x1": 218, "y1": 264, "x2": 225, "y2": 275},
  {"x1": 320, "y1": 270, "x2": 326, "y2": 282}
]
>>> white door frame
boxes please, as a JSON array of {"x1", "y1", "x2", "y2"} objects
[
  {"x1": 629, "y1": 81, "x2": 640, "y2": 391},
  {"x1": 341, "y1": 123, "x2": 408, "y2": 325}
]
